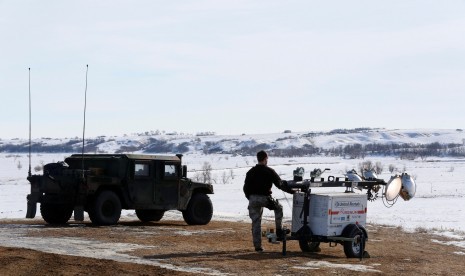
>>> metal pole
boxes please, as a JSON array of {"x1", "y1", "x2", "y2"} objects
[{"x1": 28, "y1": 68, "x2": 32, "y2": 178}]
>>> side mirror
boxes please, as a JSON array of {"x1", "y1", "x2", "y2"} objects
[{"x1": 182, "y1": 165, "x2": 187, "y2": 178}]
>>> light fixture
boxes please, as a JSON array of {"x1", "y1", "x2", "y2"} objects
[{"x1": 399, "y1": 173, "x2": 416, "y2": 201}]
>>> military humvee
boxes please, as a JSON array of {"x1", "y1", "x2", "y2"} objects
[{"x1": 26, "y1": 154, "x2": 214, "y2": 226}]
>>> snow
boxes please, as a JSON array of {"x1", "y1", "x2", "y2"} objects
[
  {"x1": 293, "y1": 261, "x2": 382, "y2": 273},
  {"x1": 1, "y1": 152, "x2": 465, "y2": 239},
  {"x1": 4, "y1": 128, "x2": 465, "y2": 154},
  {"x1": 1, "y1": 140, "x2": 465, "y2": 273},
  {"x1": 0, "y1": 224, "x2": 228, "y2": 276}
]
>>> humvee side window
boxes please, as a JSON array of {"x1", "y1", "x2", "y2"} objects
[
  {"x1": 164, "y1": 164, "x2": 177, "y2": 178},
  {"x1": 135, "y1": 163, "x2": 149, "y2": 177}
]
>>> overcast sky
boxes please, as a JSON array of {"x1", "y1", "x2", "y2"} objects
[{"x1": 1, "y1": 1, "x2": 464, "y2": 139}]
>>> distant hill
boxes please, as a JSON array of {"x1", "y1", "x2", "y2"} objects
[{"x1": 1, "y1": 128, "x2": 464, "y2": 159}]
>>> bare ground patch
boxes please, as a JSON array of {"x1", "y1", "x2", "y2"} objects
[{"x1": 0, "y1": 219, "x2": 464, "y2": 275}]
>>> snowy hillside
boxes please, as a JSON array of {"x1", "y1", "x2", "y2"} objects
[{"x1": 1, "y1": 128, "x2": 465, "y2": 157}]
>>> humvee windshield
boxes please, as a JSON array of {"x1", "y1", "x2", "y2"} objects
[{"x1": 164, "y1": 164, "x2": 177, "y2": 178}]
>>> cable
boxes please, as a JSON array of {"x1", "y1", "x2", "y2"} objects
[
  {"x1": 381, "y1": 185, "x2": 398, "y2": 208},
  {"x1": 281, "y1": 190, "x2": 292, "y2": 210},
  {"x1": 81, "y1": 65, "x2": 88, "y2": 178}
]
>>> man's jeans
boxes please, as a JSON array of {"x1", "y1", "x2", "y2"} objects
[{"x1": 248, "y1": 194, "x2": 283, "y2": 249}]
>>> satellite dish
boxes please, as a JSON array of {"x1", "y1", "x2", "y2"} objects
[
  {"x1": 346, "y1": 170, "x2": 363, "y2": 182},
  {"x1": 363, "y1": 170, "x2": 378, "y2": 180},
  {"x1": 385, "y1": 175, "x2": 402, "y2": 200},
  {"x1": 399, "y1": 173, "x2": 416, "y2": 201}
]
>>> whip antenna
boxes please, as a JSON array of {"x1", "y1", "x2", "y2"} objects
[
  {"x1": 81, "y1": 64, "x2": 88, "y2": 177},
  {"x1": 28, "y1": 68, "x2": 32, "y2": 178}
]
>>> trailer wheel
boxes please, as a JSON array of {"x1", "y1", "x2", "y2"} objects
[
  {"x1": 135, "y1": 209, "x2": 165, "y2": 222},
  {"x1": 343, "y1": 224, "x2": 366, "y2": 258},
  {"x1": 89, "y1": 191, "x2": 121, "y2": 226},
  {"x1": 297, "y1": 226, "x2": 321, "y2": 252},
  {"x1": 182, "y1": 193, "x2": 213, "y2": 225},
  {"x1": 299, "y1": 239, "x2": 321, "y2": 252},
  {"x1": 40, "y1": 203, "x2": 73, "y2": 224}
]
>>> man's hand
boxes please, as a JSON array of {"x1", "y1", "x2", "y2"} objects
[{"x1": 280, "y1": 180, "x2": 295, "y2": 194}]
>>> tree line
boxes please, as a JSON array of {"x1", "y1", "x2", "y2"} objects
[{"x1": 1, "y1": 139, "x2": 464, "y2": 159}]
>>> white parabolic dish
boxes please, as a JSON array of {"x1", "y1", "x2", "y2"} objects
[{"x1": 385, "y1": 176, "x2": 402, "y2": 200}]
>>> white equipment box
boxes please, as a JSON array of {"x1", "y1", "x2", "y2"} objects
[{"x1": 291, "y1": 193, "x2": 367, "y2": 236}]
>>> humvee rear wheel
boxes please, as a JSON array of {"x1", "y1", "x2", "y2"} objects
[
  {"x1": 89, "y1": 191, "x2": 121, "y2": 226},
  {"x1": 182, "y1": 193, "x2": 213, "y2": 225},
  {"x1": 135, "y1": 209, "x2": 165, "y2": 222},
  {"x1": 40, "y1": 203, "x2": 73, "y2": 224}
]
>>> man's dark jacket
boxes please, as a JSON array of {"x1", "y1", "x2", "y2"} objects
[{"x1": 243, "y1": 164, "x2": 282, "y2": 198}]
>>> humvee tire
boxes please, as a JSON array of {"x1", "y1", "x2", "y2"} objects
[
  {"x1": 88, "y1": 190, "x2": 122, "y2": 226},
  {"x1": 182, "y1": 193, "x2": 213, "y2": 225},
  {"x1": 135, "y1": 209, "x2": 165, "y2": 222},
  {"x1": 40, "y1": 202, "x2": 74, "y2": 224}
]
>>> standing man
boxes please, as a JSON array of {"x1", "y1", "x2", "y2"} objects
[{"x1": 243, "y1": 150, "x2": 292, "y2": 252}]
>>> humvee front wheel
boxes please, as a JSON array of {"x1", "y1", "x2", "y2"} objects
[
  {"x1": 135, "y1": 209, "x2": 165, "y2": 222},
  {"x1": 40, "y1": 203, "x2": 73, "y2": 224},
  {"x1": 89, "y1": 191, "x2": 121, "y2": 226},
  {"x1": 182, "y1": 193, "x2": 213, "y2": 225}
]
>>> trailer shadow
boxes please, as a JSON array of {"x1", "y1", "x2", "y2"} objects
[{"x1": 142, "y1": 249, "x2": 342, "y2": 262}]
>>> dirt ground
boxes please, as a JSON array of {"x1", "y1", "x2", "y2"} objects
[{"x1": 0, "y1": 218, "x2": 464, "y2": 275}]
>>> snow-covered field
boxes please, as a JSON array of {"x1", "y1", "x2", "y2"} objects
[
  {"x1": 1, "y1": 153, "x2": 464, "y2": 238},
  {"x1": 1, "y1": 152, "x2": 464, "y2": 273}
]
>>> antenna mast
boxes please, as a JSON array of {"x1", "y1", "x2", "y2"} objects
[
  {"x1": 81, "y1": 65, "x2": 88, "y2": 177},
  {"x1": 28, "y1": 68, "x2": 32, "y2": 178}
]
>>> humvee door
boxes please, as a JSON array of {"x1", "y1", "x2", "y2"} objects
[
  {"x1": 154, "y1": 161, "x2": 179, "y2": 208},
  {"x1": 131, "y1": 160, "x2": 154, "y2": 206}
]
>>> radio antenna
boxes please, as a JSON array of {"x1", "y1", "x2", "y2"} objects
[
  {"x1": 81, "y1": 64, "x2": 88, "y2": 178},
  {"x1": 28, "y1": 68, "x2": 32, "y2": 178}
]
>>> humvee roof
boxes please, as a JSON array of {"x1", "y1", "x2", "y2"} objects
[{"x1": 68, "y1": 154, "x2": 181, "y2": 161}]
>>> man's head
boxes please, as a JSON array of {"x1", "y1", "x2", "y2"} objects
[{"x1": 257, "y1": 150, "x2": 268, "y2": 165}]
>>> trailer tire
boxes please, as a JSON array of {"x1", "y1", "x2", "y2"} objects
[
  {"x1": 343, "y1": 224, "x2": 366, "y2": 258},
  {"x1": 88, "y1": 191, "x2": 121, "y2": 226},
  {"x1": 297, "y1": 226, "x2": 321, "y2": 252},
  {"x1": 299, "y1": 239, "x2": 321, "y2": 252},
  {"x1": 135, "y1": 209, "x2": 165, "y2": 222},
  {"x1": 182, "y1": 193, "x2": 213, "y2": 225},
  {"x1": 40, "y1": 203, "x2": 73, "y2": 224}
]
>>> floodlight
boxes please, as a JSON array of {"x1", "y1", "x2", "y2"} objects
[
  {"x1": 399, "y1": 173, "x2": 416, "y2": 201},
  {"x1": 346, "y1": 170, "x2": 363, "y2": 182},
  {"x1": 363, "y1": 170, "x2": 378, "y2": 180},
  {"x1": 385, "y1": 175, "x2": 402, "y2": 200}
]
